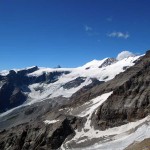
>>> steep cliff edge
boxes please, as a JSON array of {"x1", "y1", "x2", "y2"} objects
[{"x1": 93, "y1": 50, "x2": 150, "y2": 129}]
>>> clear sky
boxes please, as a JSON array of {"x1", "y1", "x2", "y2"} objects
[{"x1": 0, "y1": 0, "x2": 150, "y2": 70}]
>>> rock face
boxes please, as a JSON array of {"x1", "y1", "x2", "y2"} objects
[
  {"x1": 0, "y1": 79, "x2": 27, "y2": 113},
  {"x1": 0, "y1": 66, "x2": 39, "y2": 113},
  {"x1": 93, "y1": 51, "x2": 150, "y2": 129},
  {"x1": 68, "y1": 53, "x2": 143, "y2": 109},
  {"x1": 0, "y1": 117, "x2": 76, "y2": 150},
  {"x1": 69, "y1": 78, "x2": 104, "y2": 106},
  {"x1": 0, "y1": 66, "x2": 70, "y2": 113},
  {"x1": 29, "y1": 70, "x2": 70, "y2": 84},
  {"x1": 62, "y1": 77, "x2": 86, "y2": 89},
  {"x1": 99, "y1": 58, "x2": 117, "y2": 68},
  {"x1": 125, "y1": 138, "x2": 150, "y2": 150}
]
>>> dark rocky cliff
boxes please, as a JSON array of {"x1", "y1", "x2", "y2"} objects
[
  {"x1": 0, "y1": 117, "x2": 77, "y2": 150},
  {"x1": 0, "y1": 66, "x2": 70, "y2": 113},
  {"x1": 92, "y1": 50, "x2": 150, "y2": 129}
]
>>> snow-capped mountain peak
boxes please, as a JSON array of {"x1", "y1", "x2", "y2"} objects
[{"x1": 81, "y1": 58, "x2": 109, "y2": 69}]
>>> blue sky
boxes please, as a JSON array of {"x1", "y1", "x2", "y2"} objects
[{"x1": 0, "y1": 0, "x2": 150, "y2": 70}]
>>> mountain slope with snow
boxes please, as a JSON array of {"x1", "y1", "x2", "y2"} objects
[
  {"x1": 1, "y1": 50, "x2": 150, "y2": 150},
  {"x1": 21, "y1": 55, "x2": 140, "y2": 101},
  {"x1": 0, "y1": 53, "x2": 140, "y2": 113}
]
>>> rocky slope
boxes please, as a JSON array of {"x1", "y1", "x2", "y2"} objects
[
  {"x1": 0, "y1": 66, "x2": 71, "y2": 113},
  {"x1": 0, "y1": 51, "x2": 150, "y2": 150},
  {"x1": 0, "y1": 117, "x2": 77, "y2": 150},
  {"x1": 94, "y1": 50, "x2": 150, "y2": 129}
]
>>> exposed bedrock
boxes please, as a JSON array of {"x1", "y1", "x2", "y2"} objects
[
  {"x1": 0, "y1": 116, "x2": 79, "y2": 150},
  {"x1": 92, "y1": 51, "x2": 150, "y2": 129}
]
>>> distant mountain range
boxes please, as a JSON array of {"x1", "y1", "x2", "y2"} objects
[{"x1": 0, "y1": 50, "x2": 150, "y2": 150}]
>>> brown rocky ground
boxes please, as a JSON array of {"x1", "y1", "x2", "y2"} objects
[
  {"x1": 0, "y1": 117, "x2": 78, "y2": 150},
  {"x1": 125, "y1": 138, "x2": 150, "y2": 150}
]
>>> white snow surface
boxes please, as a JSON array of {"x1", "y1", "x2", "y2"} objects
[
  {"x1": 81, "y1": 58, "x2": 108, "y2": 69},
  {"x1": 67, "y1": 115, "x2": 150, "y2": 150},
  {"x1": 75, "y1": 92, "x2": 113, "y2": 117},
  {"x1": 68, "y1": 92, "x2": 113, "y2": 142},
  {"x1": 0, "y1": 70, "x2": 9, "y2": 76},
  {"x1": 28, "y1": 77, "x2": 92, "y2": 101},
  {"x1": 0, "y1": 66, "x2": 37, "y2": 76},
  {"x1": 27, "y1": 55, "x2": 140, "y2": 102},
  {"x1": 44, "y1": 120, "x2": 59, "y2": 124}
]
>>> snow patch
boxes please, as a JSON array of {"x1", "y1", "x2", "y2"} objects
[
  {"x1": 82, "y1": 115, "x2": 150, "y2": 150},
  {"x1": 44, "y1": 120, "x2": 59, "y2": 124},
  {"x1": 62, "y1": 90, "x2": 150, "y2": 150},
  {"x1": 28, "y1": 68, "x2": 72, "y2": 77},
  {"x1": 81, "y1": 58, "x2": 108, "y2": 69},
  {"x1": 71, "y1": 92, "x2": 113, "y2": 142},
  {"x1": 28, "y1": 77, "x2": 92, "y2": 101},
  {"x1": 62, "y1": 115, "x2": 150, "y2": 150},
  {"x1": 76, "y1": 92, "x2": 113, "y2": 117},
  {"x1": 0, "y1": 70, "x2": 9, "y2": 76},
  {"x1": 0, "y1": 66, "x2": 37, "y2": 76}
]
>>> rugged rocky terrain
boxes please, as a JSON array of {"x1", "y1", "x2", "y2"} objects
[
  {"x1": 0, "y1": 117, "x2": 77, "y2": 150},
  {"x1": 0, "y1": 51, "x2": 150, "y2": 150}
]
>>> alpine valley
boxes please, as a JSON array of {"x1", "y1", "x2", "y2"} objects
[{"x1": 0, "y1": 50, "x2": 150, "y2": 150}]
